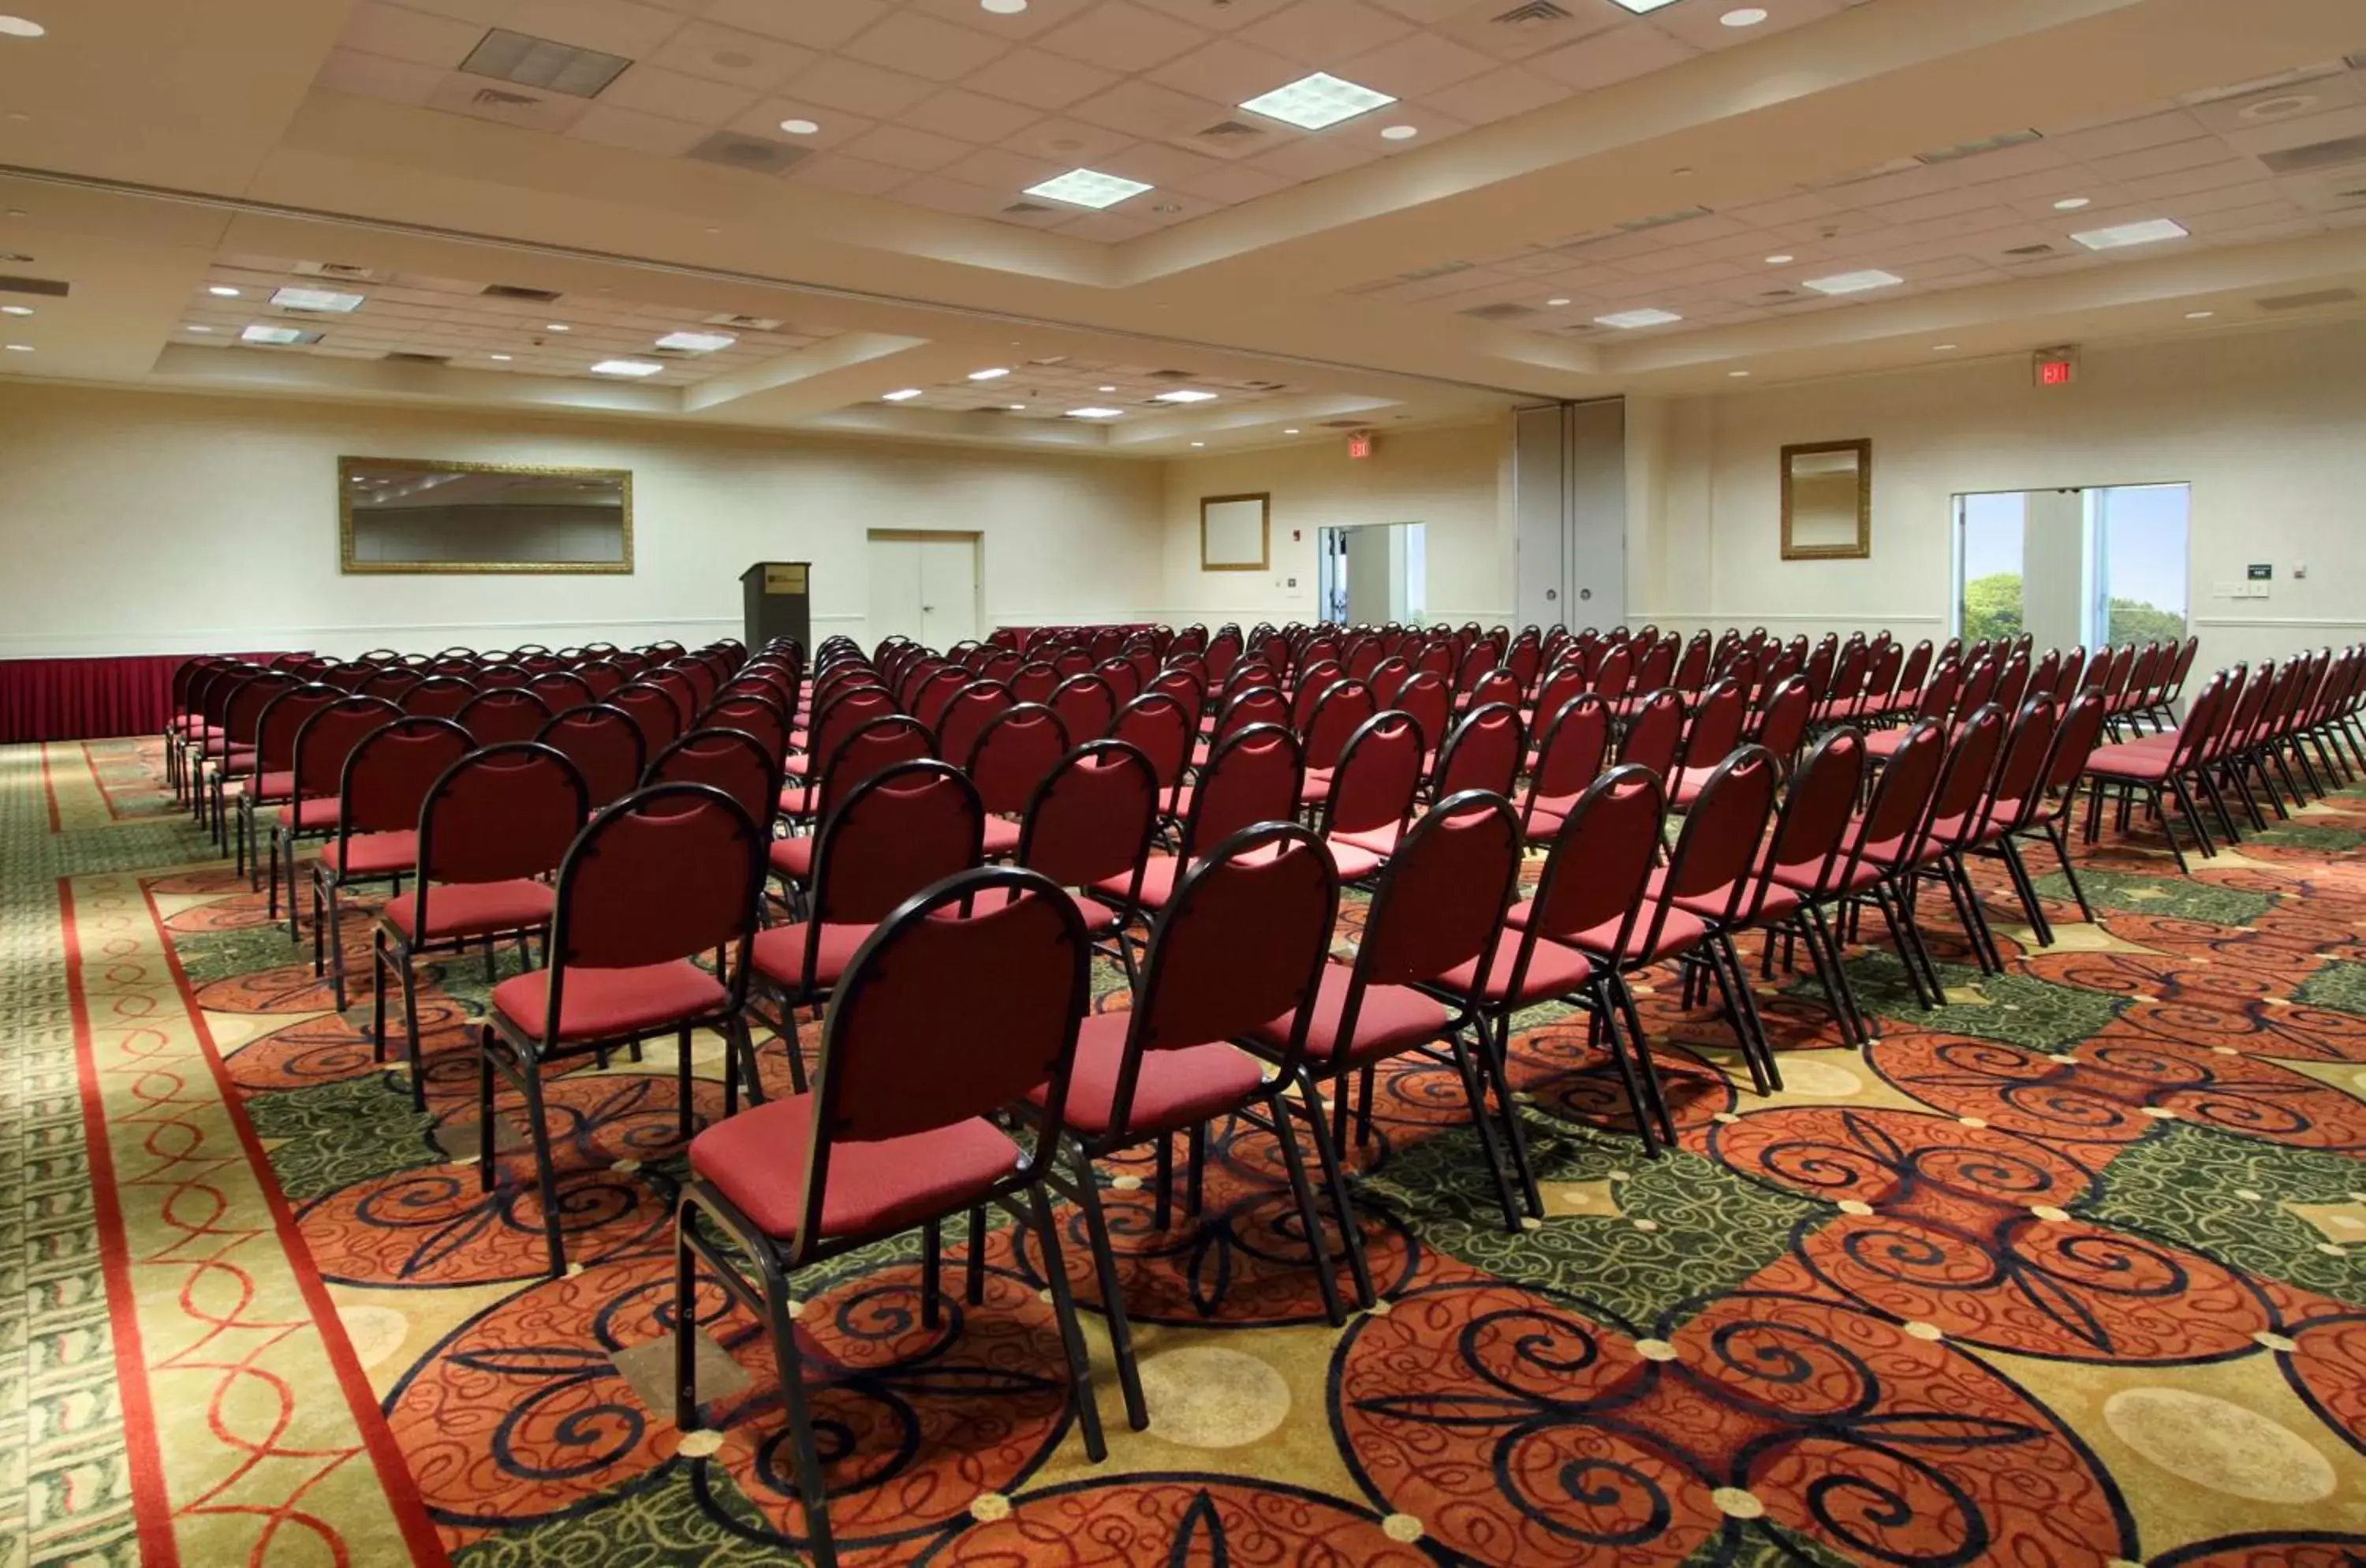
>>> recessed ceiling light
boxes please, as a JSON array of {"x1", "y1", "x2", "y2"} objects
[
  {"x1": 0, "y1": 15, "x2": 47, "y2": 37},
  {"x1": 1024, "y1": 167, "x2": 1153, "y2": 209},
  {"x1": 1729, "y1": 370, "x2": 1751, "y2": 377},
  {"x1": 1007, "y1": 402, "x2": 1027, "y2": 410},
  {"x1": 2071, "y1": 218, "x2": 2189, "y2": 250},
  {"x1": 240, "y1": 324, "x2": 316, "y2": 345},
  {"x1": 490, "y1": 353, "x2": 513, "y2": 360},
  {"x1": 2052, "y1": 196, "x2": 2092, "y2": 211},
  {"x1": 1803, "y1": 269, "x2": 1905, "y2": 294},
  {"x1": 655, "y1": 330, "x2": 737, "y2": 353},
  {"x1": 1154, "y1": 389, "x2": 1219, "y2": 402},
  {"x1": 980, "y1": 0, "x2": 1028, "y2": 12},
  {"x1": 208, "y1": 286, "x2": 241, "y2": 298},
  {"x1": 779, "y1": 118, "x2": 819, "y2": 135},
  {"x1": 1066, "y1": 407, "x2": 1123, "y2": 418},
  {"x1": 1380, "y1": 125, "x2": 1418, "y2": 141},
  {"x1": 2186, "y1": 310, "x2": 2215, "y2": 319},
  {"x1": 1720, "y1": 7, "x2": 1768, "y2": 25},
  {"x1": 591, "y1": 359, "x2": 665, "y2": 377},
  {"x1": 186, "y1": 324, "x2": 211, "y2": 333},
  {"x1": 547, "y1": 323, "x2": 570, "y2": 332},
  {"x1": 1764, "y1": 254, "x2": 1795, "y2": 265},
  {"x1": 0, "y1": 304, "x2": 28, "y2": 315},
  {"x1": 1096, "y1": 384, "x2": 1117, "y2": 392},
  {"x1": 270, "y1": 286, "x2": 365, "y2": 313},
  {"x1": 1238, "y1": 71, "x2": 1395, "y2": 132},
  {"x1": 1284, "y1": 427, "x2": 1301, "y2": 434},
  {"x1": 1546, "y1": 297, "x2": 1571, "y2": 307},
  {"x1": 1189, "y1": 441, "x2": 1204, "y2": 447},
  {"x1": 2, "y1": 342, "x2": 29, "y2": 351},
  {"x1": 1606, "y1": 0, "x2": 1681, "y2": 10},
  {"x1": 1932, "y1": 343, "x2": 1958, "y2": 351},
  {"x1": 968, "y1": 367, "x2": 1009, "y2": 381},
  {"x1": 882, "y1": 388, "x2": 924, "y2": 401},
  {"x1": 1595, "y1": 308, "x2": 1683, "y2": 328}
]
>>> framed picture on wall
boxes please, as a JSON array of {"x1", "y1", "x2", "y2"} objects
[
  {"x1": 1200, "y1": 492, "x2": 1270, "y2": 572},
  {"x1": 339, "y1": 455, "x2": 634, "y2": 574},
  {"x1": 1779, "y1": 439, "x2": 1872, "y2": 560}
]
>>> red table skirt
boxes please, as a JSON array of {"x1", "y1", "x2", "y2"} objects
[{"x1": 0, "y1": 653, "x2": 277, "y2": 745}]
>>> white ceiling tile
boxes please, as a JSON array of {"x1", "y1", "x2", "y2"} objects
[
  {"x1": 1058, "y1": 209, "x2": 1161, "y2": 241},
  {"x1": 567, "y1": 101, "x2": 713, "y2": 156},
  {"x1": 2182, "y1": 197, "x2": 2304, "y2": 234},
  {"x1": 314, "y1": 47, "x2": 447, "y2": 106},
  {"x1": 1414, "y1": 62, "x2": 1565, "y2": 125},
  {"x1": 645, "y1": 21, "x2": 815, "y2": 91},
  {"x1": 2049, "y1": 109, "x2": 2208, "y2": 162},
  {"x1": 2222, "y1": 102, "x2": 2366, "y2": 159},
  {"x1": 2204, "y1": 215, "x2": 2323, "y2": 245},
  {"x1": 905, "y1": 0, "x2": 1103, "y2": 39},
  {"x1": 341, "y1": 3, "x2": 487, "y2": 69},
  {"x1": 2087, "y1": 137, "x2": 2240, "y2": 184},
  {"x1": 1368, "y1": 103, "x2": 1467, "y2": 147},
  {"x1": 1868, "y1": 186, "x2": 1998, "y2": 226},
  {"x1": 599, "y1": 62, "x2": 759, "y2": 125},
  {"x1": 1980, "y1": 165, "x2": 2103, "y2": 206},
  {"x1": 2174, "y1": 179, "x2": 2304, "y2": 218},
  {"x1": 1133, "y1": 0, "x2": 1301, "y2": 26},
  {"x1": 787, "y1": 151, "x2": 916, "y2": 196},
  {"x1": 1175, "y1": 160, "x2": 1294, "y2": 204},
  {"x1": 901, "y1": 88, "x2": 1045, "y2": 144},
  {"x1": 939, "y1": 145, "x2": 1071, "y2": 195},
  {"x1": 1720, "y1": 191, "x2": 1838, "y2": 227},
  {"x1": 425, "y1": 70, "x2": 593, "y2": 132},
  {"x1": 1946, "y1": 140, "x2": 2067, "y2": 185},
  {"x1": 838, "y1": 123, "x2": 976, "y2": 173},
  {"x1": 1038, "y1": 2, "x2": 1211, "y2": 74},
  {"x1": 1068, "y1": 80, "x2": 1232, "y2": 141},
  {"x1": 2189, "y1": 74, "x2": 2366, "y2": 137},
  {"x1": 1528, "y1": 21, "x2": 1694, "y2": 91},
  {"x1": 1148, "y1": 38, "x2": 1305, "y2": 106},
  {"x1": 839, "y1": 12, "x2": 1014, "y2": 83},
  {"x1": 727, "y1": 98, "x2": 876, "y2": 148},
  {"x1": 1334, "y1": 30, "x2": 1496, "y2": 99},
  {"x1": 1002, "y1": 116, "x2": 1140, "y2": 163},
  {"x1": 782, "y1": 58, "x2": 940, "y2": 117},
  {"x1": 692, "y1": 0, "x2": 891, "y2": 50},
  {"x1": 1651, "y1": 0, "x2": 1842, "y2": 50},
  {"x1": 1429, "y1": 2, "x2": 1620, "y2": 65},
  {"x1": 1821, "y1": 165, "x2": 1958, "y2": 208},
  {"x1": 961, "y1": 46, "x2": 1119, "y2": 110},
  {"x1": 894, "y1": 174, "x2": 1021, "y2": 219},
  {"x1": 501, "y1": 0, "x2": 689, "y2": 58},
  {"x1": 1238, "y1": 0, "x2": 1417, "y2": 65},
  {"x1": 2116, "y1": 160, "x2": 2271, "y2": 203},
  {"x1": 1097, "y1": 140, "x2": 1229, "y2": 189},
  {"x1": 1248, "y1": 132, "x2": 1384, "y2": 183},
  {"x1": 1364, "y1": 0, "x2": 1474, "y2": 21}
]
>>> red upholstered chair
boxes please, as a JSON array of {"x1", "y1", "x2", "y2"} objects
[
  {"x1": 1390, "y1": 670, "x2": 1451, "y2": 761},
  {"x1": 748, "y1": 761, "x2": 985, "y2": 1092},
  {"x1": 643, "y1": 666, "x2": 700, "y2": 729},
  {"x1": 935, "y1": 680, "x2": 1014, "y2": 767},
  {"x1": 772, "y1": 715, "x2": 935, "y2": 890},
  {"x1": 401, "y1": 674, "x2": 478, "y2": 720},
  {"x1": 1109, "y1": 691, "x2": 1192, "y2": 819},
  {"x1": 526, "y1": 670, "x2": 594, "y2": 711},
  {"x1": 1735, "y1": 728, "x2": 1872, "y2": 1048},
  {"x1": 2084, "y1": 668, "x2": 2235, "y2": 874},
  {"x1": 201, "y1": 670, "x2": 297, "y2": 844},
  {"x1": 1094, "y1": 723, "x2": 1301, "y2": 917},
  {"x1": 1298, "y1": 678, "x2": 1378, "y2": 806},
  {"x1": 1316, "y1": 710, "x2": 1424, "y2": 879},
  {"x1": 1872, "y1": 704, "x2": 2007, "y2": 978},
  {"x1": 1885, "y1": 640, "x2": 1935, "y2": 719},
  {"x1": 1430, "y1": 700, "x2": 1524, "y2": 804},
  {"x1": 1192, "y1": 685, "x2": 1287, "y2": 767},
  {"x1": 1959, "y1": 696, "x2": 2063, "y2": 943},
  {"x1": 909, "y1": 666, "x2": 967, "y2": 730},
  {"x1": 310, "y1": 716, "x2": 475, "y2": 1007},
  {"x1": 1010, "y1": 661, "x2": 1061, "y2": 704},
  {"x1": 1048, "y1": 673, "x2": 1117, "y2": 744},
  {"x1": 270, "y1": 695, "x2": 402, "y2": 930},
  {"x1": 676, "y1": 867, "x2": 1104, "y2": 1562},
  {"x1": 1043, "y1": 821, "x2": 1340, "y2": 1427},
  {"x1": 1519, "y1": 692, "x2": 1610, "y2": 845},
  {"x1": 1460, "y1": 667, "x2": 1524, "y2": 717},
  {"x1": 1618, "y1": 688, "x2": 1686, "y2": 778},
  {"x1": 476, "y1": 662, "x2": 531, "y2": 690},
  {"x1": 456, "y1": 687, "x2": 551, "y2": 747},
  {"x1": 788, "y1": 685, "x2": 894, "y2": 781},
  {"x1": 480, "y1": 783, "x2": 769, "y2": 1275},
  {"x1": 607, "y1": 682, "x2": 685, "y2": 755},
  {"x1": 230, "y1": 681, "x2": 340, "y2": 885},
  {"x1": 965, "y1": 704, "x2": 1069, "y2": 860},
  {"x1": 2003, "y1": 691, "x2": 2108, "y2": 924},
  {"x1": 1669, "y1": 678, "x2": 1747, "y2": 808},
  {"x1": 370, "y1": 742, "x2": 588, "y2": 1107},
  {"x1": 1868, "y1": 659, "x2": 1961, "y2": 760},
  {"x1": 359, "y1": 666, "x2": 425, "y2": 704},
  {"x1": 645, "y1": 726, "x2": 782, "y2": 827},
  {"x1": 701, "y1": 693, "x2": 789, "y2": 761},
  {"x1": 536, "y1": 704, "x2": 647, "y2": 807},
  {"x1": 1245, "y1": 792, "x2": 1524, "y2": 1286},
  {"x1": 1747, "y1": 674, "x2": 1815, "y2": 773}
]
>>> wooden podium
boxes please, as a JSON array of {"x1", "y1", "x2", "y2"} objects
[{"x1": 739, "y1": 562, "x2": 812, "y2": 657}]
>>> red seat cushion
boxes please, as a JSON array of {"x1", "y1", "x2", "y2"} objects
[
  {"x1": 1323, "y1": 837, "x2": 1385, "y2": 881},
  {"x1": 384, "y1": 878, "x2": 554, "y2": 942},
  {"x1": 1332, "y1": 823, "x2": 1402, "y2": 860},
  {"x1": 246, "y1": 769, "x2": 297, "y2": 804},
  {"x1": 767, "y1": 834, "x2": 815, "y2": 883},
  {"x1": 2086, "y1": 743, "x2": 2175, "y2": 781},
  {"x1": 1251, "y1": 964, "x2": 1449, "y2": 1068},
  {"x1": 748, "y1": 921, "x2": 871, "y2": 993},
  {"x1": 493, "y1": 959, "x2": 729, "y2": 1043},
  {"x1": 320, "y1": 830, "x2": 416, "y2": 878},
  {"x1": 1298, "y1": 774, "x2": 1332, "y2": 806},
  {"x1": 967, "y1": 884, "x2": 1125, "y2": 937},
  {"x1": 1037, "y1": 1012, "x2": 1263, "y2": 1139},
  {"x1": 276, "y1": 794, "x2": 342, "y2": 830},
  {"x1": 778, "y1": 784, "x2": 814, "y2": 817},
  {"x1": 690, "y1": 1094, "x2": 1020, "y2": 1242},
  {"x1": 981, "y1": 816, "x2": 1022, "y2": 857},
  {"x1": 1438, "y1": 928, "x2": 1592, "y2": 1006},
  {"x1": 1093, "y1": 855, "x2": 1178, "y2": 912},
  {"x1": 1670, "y1": 764, "x2": 1718, "y2": 809},
  {"x1": 1510, "y1": 897, "x2": 1708, "y2": 966}
]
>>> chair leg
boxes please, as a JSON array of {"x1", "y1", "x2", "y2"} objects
[
  {"x1": 965, "y1": 1204, "x2": 988, "y2": 1306},
  {"x1": 1445, "y1": 1029, "x2": 1522, "y2": 1233},
  {"x1": 1701, "y1": 937, "x2": 1773, "y2": 1096},
  {"x1": 1933, "y1": 861, "x2": 1996, "y2": 975},
  {"x1": 1266, "y1": 1089, "x2": 1345, "y2": 1326},
  {"x1": 1067, "y1": 1153, "x2": 1148, "y2": 1431},
  {"x1": 1793, "y1": 913, "x2": 1860, "y2": 1048},
  {"x1": 921, "y1": 1217, "x2": 942, "y2": 1331},
  {"x1": 1013, "y1": 1182, "x2": 1107, "y2": 1464},
  {"x1": 1584, "y1": 986, "x2": 1658, "y2": 1160},
  {"x1": 1294, "y1": 1068, "x2": 1375, "y2": 1309},
  {"x1": 730, "y1": 1016, "x2": 767, "y2": 1109},
  {"x1": 371, "y1": 927, "x2": 390, "y2": 1065},
  {"x1": 1185, "y1": 1123, "x2": 1207, "y2": 1217},
  {"x1": 1613, "y1": 976, "x2": 1677, "y2": 1146},
  {"x1": 2038, "y1": 823, "x2": 2095, "y2": 923},
  {"x1": 476, "y1": 1029, "x2": 498, "y2": 1193},
  {"x1": 761, "y1": 1270, "x2": 842, "y2": 1567},
  {"x1": 677, "y1": 1026, "x2": 696, "y2": 1142},
  {"x1": 1997, "y1": 838, "x2": 2054, "y2": 949},
  {"x1": 515, "y1": 1051, "x2": 567, "y2": 1278},
  {"x1": 1946, "y1": 856, "x2": 2005, "y2": 973},
  {"x1": 1481, "y1": 1011, "x2": 1545, "y2": 1215},
  {"x1": 673, "y1": 1209, "x2": 703, "y2": 1431},
  {"x1": 1152, "y1": 1136, "x2": 1173, "y2": 1230}
]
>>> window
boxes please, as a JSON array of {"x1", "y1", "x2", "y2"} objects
[
  {"x1": 2088, "y1": 483, "x2": 2190, "y2": 646},
  {"x1": 1951, "y1": 483, "x2": 2189, "y2": 648},
  {"x1": 1954, "y1": 491, "x2": 2026, "y2": 642}
]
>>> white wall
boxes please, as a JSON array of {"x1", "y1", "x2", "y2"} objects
[
  {"x1": 1629, "y1": 318, "x2": 2366, "y2": 674},
  {"x1": 1156, "y1": 419, "x2": 1513, "y2": 629},
  {"x1": 0, "y1": 383, "x2": 1164, "y2": 659}
]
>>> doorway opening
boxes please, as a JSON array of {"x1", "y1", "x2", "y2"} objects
[
  {"x1": 1950, "y1": 483, "x2": 2189, "y2": 648},
  {"x1": 867, "y1": 530, "x2": 981, "y2": 649},
  {"x1": 1316, "y1": 523, "x2": 1426, "y2": 625}
]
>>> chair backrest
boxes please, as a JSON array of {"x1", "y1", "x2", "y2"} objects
[
  {"x1": 817, "y1": 713, "x2": 936, "y2": 819},
  {"x1": 1679, "y1": 678, "x2": 1747, "y2": 770},
  {"x1": 252, "y1": 682, "x2": 344, "y2": 772},
  {"x1": 1525, "y1": 765, "x2": 1666, "y2": 953},
  {"x1": 527, "y1": 670, "x2": 595, "y2": 712},
  {"x1": 290, "y1": 695, "x2": 404, "y2": 803},
  {"x1": 936, "y1": 681, "x2": 1015, "y2": 765},
  {"x1": 812, "y1": 760, "x2": 986, "y2": 927},
  {"x1": 1303, "y1": 679, "x2": 1378, "y2": 771},
  {"x1": 1048, "y1": 674, "x2": 1117, "y2": 741},
  {"x1": 645, "y1": 726, "x2": 780, "y2": 825},
  {"x1": 1894, "y1": 640, "x2": 1934, "y2": 703},
  {"x1": 359, "y1": 666, "x2": 424, "y2": 703},
  {"x1": 1353, "y1": 792, "x2": 1521, "y2": 995},
  {"x1": 1633, "y1": 636, "x2": 1678, "y2": 693},
  {"x1": 221, "y1": 671, "x2": 300, "y2": 753},
  {"x1": 401, "y1": 675, "x2": 477, "y2": 719},
  {"x1": 1592, "y1": 642, "x2": 1636, "y2": 701},
  {"x1": 1181, "y1": 722, "x2": 1301, "y2": 858},
  {"x1": 1019, "y1": 740, "x2": 1160, "y2": 895},
  {"x1": 1919, "y1": 705, "x2": 2006, "y2": 856},
  {"x1": 965, "y1": 704, "x2": 1070, "y2": 816},
  {"x1": 1853, "y1": 719, "x2": 1947, "y2": 872},
  {"x1": 1673, "y1": 633, "x2": 1714, "y2": 693},
  {"x1": 1393, "y1": 670, "x2": 1450, "y2": 751},
  {"x1": 2040, "y1": 691, "x2": 2110, "y2": 796},
  {"x1": 416, "y1": 741, "x2": 588, "y2": 893},
  {"x1": 1659, "y1": 745, "x2": 1780, "y2": 921},
  {"x1": 909, "y1": 666, "x2": 968, "y2": 730},
  {"x1": 1618, "y1": 689, "x2": 1686, "y2": 778},
  {"x1": 1320, "y1": 711, "x2": 1424, "y2": 838},
  {"x1": 454, "y1": 688, "x2": 550, "y2": 747},
  {"x1": 1465, "y1": 668, "x2": 1524, "y2": 714},
  {"x1": 335, "y1": 715, "x2": 474, "y2": 838},
  {"x1": 1978, "y1": 696, "x2": 2058, "y2": 838},
  {"x1": 1754, "y1": 674, "x2": 1815, "y2": 765},
  {"x1": 536, "y1": 704, "x2": 648, "y2": 807},
  {"x1": 703, "y1": 693, "x2": 789, "y2": 760},
  {"x1": 1915, "y1": 659, "x2": 1964, "y2": 722},
  {"x1": 1434, "y1": 703, "x2": 1524, "y2": 799},
  {"x1": 1530, "y1": 692, "x2": 1610, "y2": 805},
  {"x1": 1764, "y1": 729, "x2": 1868, "y2": 898}
]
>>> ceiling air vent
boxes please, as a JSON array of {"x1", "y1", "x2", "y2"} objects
[
  {"x1": 1491, "y1": 0, "x2": 1573, "y2": 24},
  {"x1": 1463, "y1": 302, "x2": 1538, "y2": 320},
  {"x1": 1241, "y1": 379, "x2": 1286, "y2": 391},
  {"x1": 483, "y1": 283, "x2": 562, "y2": 302},
  {"x1": 1915, "y1": 129, "x2": 2042, "y2": 165},
  {"x1": 706, "y1": 312, "x2": 782, "y2": 331},
  {"x1": 296, "y1": 260, "x2": 377, "y2": 282},
  {"x1": 1196, "y1": 120, "x2": 1267, "y2": 140},
  {"x1": 0, "y1": 274, "x2": 69, "y2": 298},
  {"x1": 1319, "y1": 420, "x2": 1366, "y2": 429},
  {"x1": 2002, "y1": 242, "x2": 2056, "y2": 257},
  {"x1": 1615, "y1": 206, "x2": 1712, "y2": 233},
  {"x1": 688, "y1": 133, "x2": 810, "y2": 174},
  {"x1": 473, "y1": 87, "x2": 543, "y2": 110},
  {"x1": 383, "y1": 352, "x2": 450, "y2": 364},
  {"x1": 2254, "y1": 287, "x2": 2360, "y2": 312},
  {"x1": 1146, "y1": 368, "x2": 1199, "y2": 380},
  {"x1": 461, "y1": 28, "x2": 632, "y2": 99},
  {"x1": 1003, "y1": 200, "x2": 1058, "y2": 215},
  {"x1": 1398, "y1": 259, "x2": 1473, "y2": 282},
  {"x1": 2260, "y1": 133, "x2": 2366, "y2": 175}
]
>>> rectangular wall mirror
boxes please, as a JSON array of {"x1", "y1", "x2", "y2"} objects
[
  {"x1": 1200, "y1": 492, "x2": 1271, "y2": 572},
  {"x1": 341, "y1": 456, "x2": 633, "y2": 573},
  {"x1": 1780, "y1": 439, "x2": 1872, "y2": 560}
]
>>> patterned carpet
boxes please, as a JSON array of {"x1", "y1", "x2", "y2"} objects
[{"x1": 11, "y1": 735, "x2": 2366, "y2": 1566}]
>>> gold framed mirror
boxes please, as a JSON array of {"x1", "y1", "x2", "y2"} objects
[
  {"x1": 339, "y1": 455, "x2": 633, "y2": 574},
  {"x1": 1200, "y1": 492, "x2": 1271, "y2": 572},
  {"x1": 1780, "y1": 439, "x2": 1872, "y2": 560}
]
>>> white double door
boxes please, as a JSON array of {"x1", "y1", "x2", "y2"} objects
[{"x1": 868, "y1": 532, "x2": 980, "y2": 649}]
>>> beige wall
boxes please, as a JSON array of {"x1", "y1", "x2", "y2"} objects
[
  {"x1": 1158, "y1": 419, "x2": 1513, "y2": 629},
  {"x1": 1629, "y1": 317, "x2": 2366, "y2": 674},
  {"x1": 0, "y1": 383, "x2": 1164, "y2": 659}
]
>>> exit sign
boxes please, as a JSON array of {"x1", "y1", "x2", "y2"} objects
[
  {"x1": 1347, "y1": 431, "x2": 1375, "y2": 459},
  {"x1": 2034, "y1": 345, "x2": 2079, "y2": 386}
]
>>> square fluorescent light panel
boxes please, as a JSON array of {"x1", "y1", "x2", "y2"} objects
[
  {"x1": 1239, "y1": 72, "x2": 1395, "y2": 131},
  {"x1": 1802, "y1": 269, "x2": 1906, "y2": 295},
  {"x1": 241, "y1": 324, "x2": 320, "y2": 345},
  {"x1": 2071, "y1": 218, "x2": 2190, "y2": 250},
  {"x1": 1065, "y1": 407, "x2": 1125, "y2": 418},
  {"x1": 882, "y1": 388, "x2": 924, "y2": 401},
  {"x1": 1595, "y1": 308, "x2": 1683, "y2": 328},
  {"x1": 1607, "y1": 0, "x2": 1685, "y2": 10},
  {"x1": 1024, "y1": 168, "x2": 1153, "y2": 210},
  {"x1": 655, "y1": 330, "x2": 737, "y2": 352},
  {"x1": 270, "y1": 286, "x2": 365, "y2": 313},
  {"x1": 592, "y1": 359, "x2": 665, "y2": 377},
  {"x1": 1153, "y1": 389, "x2": 1219, "y2": 403}
]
